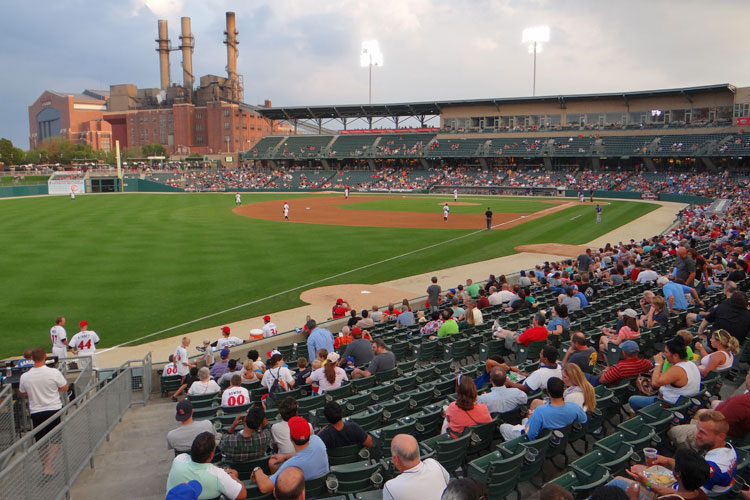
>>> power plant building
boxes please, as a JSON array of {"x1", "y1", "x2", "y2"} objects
[{"x1": 28, "y1": 12, "x2": 274, "y2": 156}]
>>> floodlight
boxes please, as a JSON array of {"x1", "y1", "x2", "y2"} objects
[
  {"x1": 360, "y1": 40, "x2": 383, "y2": 104},
  {"x1": 522, "y1": 26, "x2": 550, "y2": 96}
]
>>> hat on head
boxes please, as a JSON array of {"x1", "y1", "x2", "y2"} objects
[
  {"x1": 263, "y1": 315, "x2": 271, "y2": 322},
  {"x1": 657, "y1": 276, "x2": 669, "y2": 286},
  {"x1": 350, "y1": 327, "x2": 362, "y2": 337},
  {"x1": 202, "y1": 339, "x2": 210, "y2": 345},
  {"x1": 175, "y1": 399, "x2": 193, "y2": 422},
  {"x1": 220, "y1": 348, "x2": 230, "y2": 359},
  {"x1": 79, "y1": 320, "x2": 88, "y2": 329},
  {"x1": 166, "y1": 480, "x2": 202, "y2": 500},
  {"x1": 221, "y1": 326, "x2": 230, "y2": 334},
  {"x1": 288, "y1": 416, "x2": 311, "y2": 441},
  {"x1": 327, "y1": 352, "x2": 340, "y2": 364},
  {"x1": 270, "y1": 349, "x2": 281, "y2": 357},
  {"x1": 336, "y1": 298, "x2": 343, "y2": 304},
  {"x1": 620, "y1": 341, "x2": 640, "y2": 354},
  {"x1": 622, "y1": 308, "x2": 638, "y2": 318}
]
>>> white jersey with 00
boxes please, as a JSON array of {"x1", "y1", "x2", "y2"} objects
[
  {"x1": 163, "y1": 362, "x2": 179, "y2": 377},
  {"x1": 221, "y1": 386, "x2": 249, "y2": 407}
]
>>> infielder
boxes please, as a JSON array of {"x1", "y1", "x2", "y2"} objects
[
  {"x1": 443, "y1": 203, "x2": 450, "y2": 222},
  {"x1": 283, "y1": 202, "x2": 289, "y2": 220},
  {"x1": 50, "y1": 316, "x2": 69, "y2": 361},
  {"x1": 596, "y1": 204, "x2": 602, "y2": 224},
  {"x1": 69, "y1": 320, "x2": 100, "y2": 369},
  {"x1": 485, "y1": 207, "x2": 493, "y2": 231},
  {"x1": 235, "y1": 192, "x2": 241, "y2": 205},
  {"x1": 344, "y1": 186, "x2": 350, "y2": 199}
]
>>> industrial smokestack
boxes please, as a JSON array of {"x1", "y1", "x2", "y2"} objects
[
  {"x1": 179, "y1": 17, "x2": 194, "y2": 92},
  {"x1": 224, "y1": 12, "x2": 239, "y2": 99},
  {"x1": 156, "y1": 20, "x2": 171, "y2": 90}
]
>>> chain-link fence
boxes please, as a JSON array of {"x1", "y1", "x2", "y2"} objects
[
  {"x1": 0, "y1": 354, "x2": 150, "y2": 499},
  {"x1": 0, "y1": 385, "x2": 16, "y2": 456}
]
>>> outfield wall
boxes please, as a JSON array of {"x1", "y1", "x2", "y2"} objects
[{"x1": 0, "y1": 185, "x2": 48, "y2": 198}]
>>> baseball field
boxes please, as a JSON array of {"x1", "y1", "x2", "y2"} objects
[{"x1": 0, "y1": 192, "x2": 658, "y2": 359}]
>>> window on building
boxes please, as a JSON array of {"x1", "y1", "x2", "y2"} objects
[
  {"x1": 224, "y1": 121, "x2": 230, "y2": 129},
  {"x1": 195, "y1": 113, "x2": 202, "y2": 119},
  {"x1": 224, "y1": 110, "x2": 230, "y2": 117}
]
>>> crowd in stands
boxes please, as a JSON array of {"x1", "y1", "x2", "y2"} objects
[{"x1": 152, "y1": 188, "x2": 750, "y2": 499}]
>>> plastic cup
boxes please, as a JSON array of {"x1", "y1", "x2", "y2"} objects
[{"x1": 643, "y1": 447, "x2": 657, "y2": 466}]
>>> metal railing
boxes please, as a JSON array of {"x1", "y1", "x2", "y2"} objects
[
  {"x1": 0, "y1": 385, "x2": 16, "y2": 456},
  {"x1": 0, "y1": 353, "x2": 151, "y2": 499}
]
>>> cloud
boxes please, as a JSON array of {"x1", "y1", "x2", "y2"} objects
[{"x1": 131, "y1": 0, "x2": 186, "y2": 18}]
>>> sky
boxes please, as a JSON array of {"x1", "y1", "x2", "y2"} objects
[{"x1": 2, "y1": 0, "x2": 749, "y2": 148}]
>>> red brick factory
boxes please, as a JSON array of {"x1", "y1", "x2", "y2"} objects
[{"x1": 28, "y1": 12, "x2": 275, "y2": 158}]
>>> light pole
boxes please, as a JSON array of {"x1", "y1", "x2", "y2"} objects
[
  {"x1": 360, "y1": 40, "x2": 383, "y2": 104},
  {"x1": 522, "y1": 26, "x2": 550, "y2": 96}
]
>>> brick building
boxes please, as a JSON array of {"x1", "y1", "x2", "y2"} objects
[{"x1": 28, "y1": 90, "x2": 112, "y2": 151}]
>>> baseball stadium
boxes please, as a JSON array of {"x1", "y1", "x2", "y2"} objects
[{"x1": 1, "y1": 7, "x2": 750, "y2": 500}]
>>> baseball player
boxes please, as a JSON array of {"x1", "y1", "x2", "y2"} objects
[
  {"x1": 215, "y1": 326, "x2": 244, "y2": 350},
  {"x1": 235, "y1": 192, "x2": 241, "y2": 205},
  {"x1": 344, "y1": 186, "x2": 349, "y2": 199},
  {"x1": 261, "y1": 315, "x2": 278, "y2": 338},
  {"x1": 443, "y1": 203, "x2": 450, "y2": 222},
  {"x1": 69, "y1": 320, "x2": 100, "y2": 369},
  {"x1": 485, "y1": 207, "x2": 493, "y2": 231},
  {"x1": 596, "y1": 204, "x2": 603, "y2": 224},
  {"x1": 453, "y1": 188, "x2": 458, "y2": 202},
  {"x1": 50, "y1": 316, "x2": 69, "y2": 361},
  {"x1": 283, "y1": 202, "x2": 289, "y2": 220}
]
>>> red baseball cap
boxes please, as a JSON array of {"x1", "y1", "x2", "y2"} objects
[
  {"x1": 263, "y1": 315, "x2": 271, "y2": 322},
  {"x1": 221, "y1": 326, "x2": 230, "y2": 334},
  {"x1": 288, "y1": 416, "x2": 310, "y2": 441},
  {"x1": 79, "y1": 320, "x2": 88, "y2": 329},
  {"x1": 350, "y1": 327, "x2": 362, "y2": 337},
  {"x1": 336, "y1": 298, "x2": 344, "y2": 304}
]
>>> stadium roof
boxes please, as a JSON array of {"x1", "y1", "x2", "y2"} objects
[{"x1": 254, "y1": 83, "x2": 736, "y2": 121}]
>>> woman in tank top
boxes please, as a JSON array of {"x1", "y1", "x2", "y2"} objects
[
  {"x1": 695, "y1": 329, "x2": 739, "y2": 376},
  {"x1": 629, "y1": 337, "x2": 701, "y2": 412}
]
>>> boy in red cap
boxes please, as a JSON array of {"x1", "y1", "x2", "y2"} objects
[
  {"x1": 262, "y1": 315, "x2": 278, "y2": 338},
  {"x1": 252, "y1": 416, "x2": 329, "y2": 494},
  {"x1": 69, "y1": 320, "x2": 100, "y2": 369}
]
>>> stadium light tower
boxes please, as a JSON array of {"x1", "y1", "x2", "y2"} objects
[
  {"x1": 360, "y1": 40, "x2": 383, "y2": 104},
  {"x1": 522, "y1": 26, "x2": 550, "y2": 96}
]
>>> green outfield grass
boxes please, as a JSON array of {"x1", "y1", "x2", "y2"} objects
[
  {"x1": 341, "y1": 196, "x2": 556, "y2": 214},
  {"x1": 0, "y1": 193, "x2": 657, "y2": 359}
]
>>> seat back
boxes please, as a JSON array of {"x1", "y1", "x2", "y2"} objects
[
  {"x1": 375, "y1": 367, "x2": 398, "y2": 383},
  {"x1": 346, "y1": 407, "x2": 385, "y2": 432},
  {"x1": 349, "y1": 375, "x2": 376, "y2": 393},
  {"x1": 328, "y1": 461, "x2": 383, "y2": 494},
  {"x1": 327, "y1": 443, "x2": 366, "y2": 466},
  {"x1": 225, "y1": 454, "x2": 272, "y2": 480}
]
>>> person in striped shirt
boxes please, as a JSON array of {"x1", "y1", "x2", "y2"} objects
[
  {"x1": 599, "y1": 308, "x2": 640, "y2": 353},
  {"x1": 584, "y1": 341, "x2": 652, "y2": 387}
]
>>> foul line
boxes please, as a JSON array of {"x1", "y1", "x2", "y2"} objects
[{"x1": 99, "y1": 204, "x2": 571, "y2": 354}]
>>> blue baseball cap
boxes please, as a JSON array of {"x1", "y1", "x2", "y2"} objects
[
  {"x1": 620, "y1": 341, "x2": 639, "y2": 355},
  {"x1": 220, "y1": 348, "x2": 230, "y2": 358},
  {"x1": 166, "y1": 480, "x2": 202, "y2": 500}
]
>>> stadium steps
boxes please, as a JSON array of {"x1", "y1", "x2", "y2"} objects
[{"x1": 69, "y1": 395, "x2": 177, "y2": 500}]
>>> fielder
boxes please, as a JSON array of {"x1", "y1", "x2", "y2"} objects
[
  {"x1": 596, "y1": 204, "x2": 603, "y2": 224},
  {"x1": 443, "y1": 203, "x2": 450, "y2": 222},
  {"x1": 69, "y1": 320, "x2": 100, "y2": 369},
  {"x1": 50, "y1": 316, "x2": 69, "y2": 361},
  {"x1": 283, "y1": 202, "x2": 289, "y2": 220},
  {"x1": 235, "y1": 192, "x2": 241, "y2": 205},
  {"x1": 344, "y1": 186, "x2": 350, "y2": 199},
  {"x1": 453, "y1": 188, "x2": 458, "y2": 202}
]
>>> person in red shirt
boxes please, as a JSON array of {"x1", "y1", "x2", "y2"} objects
[
  {"x1": 331, "y1": 298, "x2": 351, "y2": 319},
  {"x1": 493, "y1": 312, "x2": 548, "y2": 353},
  {"x1": 583, "y1": 340, "x2": 652, "y2": 387},
  {"x1": 476, "y1": 289, "x2": 490, "y2": 309}
]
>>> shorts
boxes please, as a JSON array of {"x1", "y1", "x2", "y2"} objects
[{"x1": 31, "y1": 410, "x2": 62, "y2": 440}]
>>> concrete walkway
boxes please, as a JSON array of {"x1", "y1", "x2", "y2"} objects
[{"x1": 69, "y1": 396, "x2": 176, "y2": 500}]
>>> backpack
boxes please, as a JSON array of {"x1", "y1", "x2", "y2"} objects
[{"x1": 269, "y1": 368, "x2": 287, "y2": 393}]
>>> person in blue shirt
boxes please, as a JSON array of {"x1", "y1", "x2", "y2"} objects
[
  {"x1": 658, "y1": 276, "x2": 703, "y2": 312},
  {"x1": 306, "y1": 319, "x2": 334, "y2": 362},
  {"x1": 571, "y1": 285, "x2": 589, "y2": 308},
  {"x1": 252, "y1": 416, "x2": 329, "y2": 493},
  {"x1": 522, "y1": 377, "x2": 587, "y2": 440}
]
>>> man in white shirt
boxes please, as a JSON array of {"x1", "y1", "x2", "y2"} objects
[
  {"x1": 383, "y1": 434, "x2": 449, "y2": 500},
  {"x1": 262, "y1": 315, "x2": 278, "y2": 338},
  {"x1": 221, "y1": 375, "x2": 250, "y2": 408},
  {"x1": 494, "y1": 284, "x2": 516, "y2": 305},
  {"x1": 50, "y1": 316, "x2": 69, "y2": 361},
  {"x1": 477, "y1": 367, "x2": 527, "y2": 414},
  {"x1": 506, "y1": 345, "x2": 563, "y2": 394},
  {"x1": 69, "y1": 320, "x2": 100, "y2": 369},
  {"x1": 636, "y1": 262, "x2": 659, "y2": 283},
  {"x1": 18, "y1": 346, "x2": 69, "y2": 475},
  {"x1": 216, "y1": 326, "x2": 244, "y2": 350}
]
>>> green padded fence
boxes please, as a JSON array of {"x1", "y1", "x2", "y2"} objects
[{"x1": 0, "y1": 185, "x2": 48, "y2": 198}]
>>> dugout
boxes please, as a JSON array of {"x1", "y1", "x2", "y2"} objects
[{"x1": 87, "y1": 173, "x2": 121, "y2": 193}]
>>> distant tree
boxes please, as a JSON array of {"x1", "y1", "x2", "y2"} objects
[
  {"x1": 142, "y1": 143, "x2": 167, "y2": 158},
  {"x1": 0, "y1": 138, "x2": 26, "y2": 165}
]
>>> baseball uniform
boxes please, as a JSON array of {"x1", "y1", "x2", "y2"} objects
[
  {"x1": 443, "y1": 204, "x2": 450, "y2": 221},
  {"x1": 221, "y1": 386, "x2": 250, "y2": 408},
  {"x1": 50, "y1": 325, "x2": 68, "y2": 360},
  {"x1": 262, "y1": 322, "x2": 278, "y2": 338},
  {"x1": 69, "y1": 329, "x2": 100, "y2": 369},
  {"x1": 174, "y1": 345, "x2": 190, "y2": 377},
  {"x1": 216, "y1": 336, "x2": 244, "y2": 350}
]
